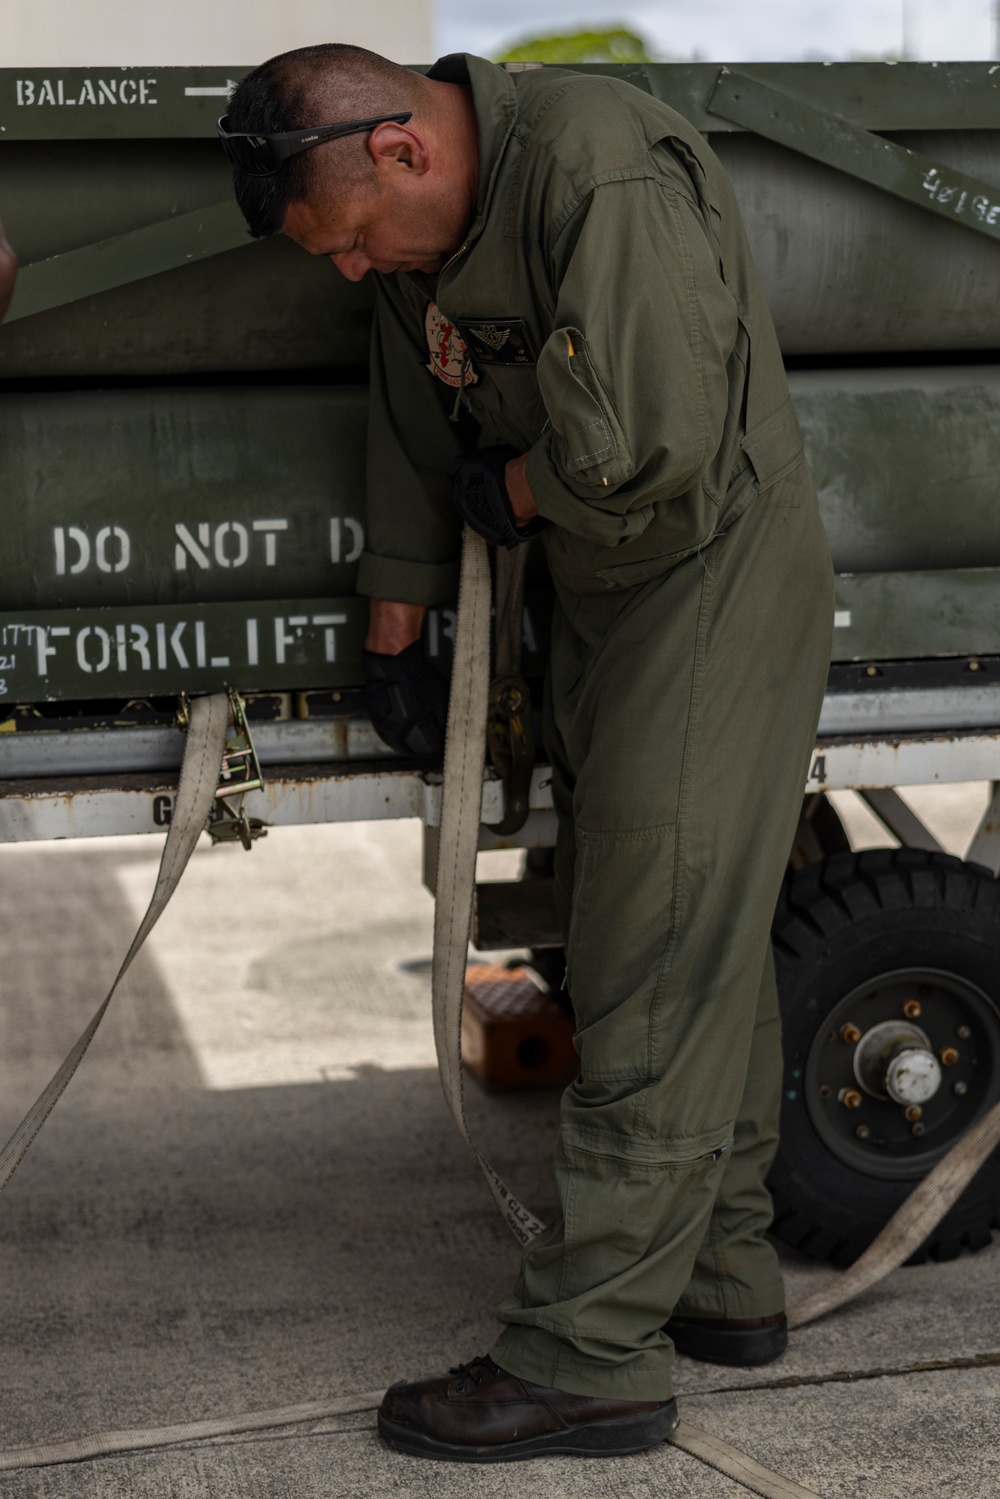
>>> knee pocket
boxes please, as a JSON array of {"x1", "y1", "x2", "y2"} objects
[{"x1": 561, "y1": 1119, "x2": 733, "y2": 1171}]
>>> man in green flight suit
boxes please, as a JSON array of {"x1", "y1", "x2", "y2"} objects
[{"x1": 222, "y1": 45, "x2": 833, "y2": 1463}]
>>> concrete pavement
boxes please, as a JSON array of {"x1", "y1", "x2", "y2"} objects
[{"x1": 0, "y1": 800, "x2": 997, "y2": 1497}]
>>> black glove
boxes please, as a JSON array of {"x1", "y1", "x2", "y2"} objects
[
  {"x1": 449, "y1": 445, "x2": 550, "y2": 550},
  {"x1": 362, "y1": 641, "x2": 450, "y2": 758}
]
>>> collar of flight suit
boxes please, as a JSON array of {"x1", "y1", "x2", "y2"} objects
[{"x1": 425, "y1": 54, "x2": 519, "y2": 256}]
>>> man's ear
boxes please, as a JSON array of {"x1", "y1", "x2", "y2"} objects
[{"x1": 368, "y1": 123, "x2": 430, "y2": 179}]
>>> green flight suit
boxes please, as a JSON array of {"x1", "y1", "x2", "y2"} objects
[{"x1": 358, "y1": 54, "x2": 834, "y2": 1401}]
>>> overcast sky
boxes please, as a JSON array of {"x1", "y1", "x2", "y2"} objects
[{"x1": 436, "y1": 0, "x2": 997, "y2": 62}]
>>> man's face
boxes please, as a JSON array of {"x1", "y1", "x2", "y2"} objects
[
  {"x1": 283, "y1": 187, "x2": 444, "y2": 280},
  {"x1": 281, "y1": 110, "x2": 478, "y2": 282},
  {"x1": 283, "y1": 157, "x2": 468, "y2": 283}
]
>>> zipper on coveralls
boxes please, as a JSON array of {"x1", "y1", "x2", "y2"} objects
[
  {"x1": 439, "y1": 240, "x2": 472, "y2": 424},
  {"x1": 449, "y1": 347, "x2": 473, "y2": 422}
]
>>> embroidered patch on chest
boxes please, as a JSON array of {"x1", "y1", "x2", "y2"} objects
[
  {"x1": 425, "y1": 301, "x2": 478, "y2": 389},
  {"x1": 455, "y1": 318, "x2": 537, "y2": 367}
]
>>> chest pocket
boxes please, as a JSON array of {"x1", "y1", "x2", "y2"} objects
[{"x1": 537, "y1": 326, "x2": 635, "y2": 488}]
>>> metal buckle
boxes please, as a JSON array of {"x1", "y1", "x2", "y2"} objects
[
  {"x1": 208, "y1": 800, "x2": 268, "y2": 849},
  {"x1": 203, "y1": 689, "x2": 268, "y2": 849},
  {"x1": 216, "y1": 688, "x2": 264, "y2": 800}
]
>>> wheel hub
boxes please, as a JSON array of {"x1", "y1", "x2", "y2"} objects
[
  {"x1": 852, "y1": 1019, "x2": 942, "y2": 1104},
  {"x1": 885, "y1": 1047, "x2": 942, "y2": 1106},
  {"x1": 802, "y1": 967, "x2": 1000, "y2": 1180}
]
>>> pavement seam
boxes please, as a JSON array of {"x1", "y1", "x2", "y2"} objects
[
  {"x1": 686, "y1": 1348, "x2": 1000, "y2": 1398},
  {"x1": 6, "y1": 1354, "x2": 998, "y2": 1473}
]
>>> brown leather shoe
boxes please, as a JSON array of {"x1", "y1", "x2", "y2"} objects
[
  {"x1": 377, "y1": 1353, "x2": 679, "y2": 1462},
  {"x1": 665, "y1": 1311, "x2": 787, "y2": 1367}
]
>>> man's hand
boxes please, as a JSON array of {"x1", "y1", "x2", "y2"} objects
[
  {"x1": 449, "y1": 445, "x2": 549, "y2": 549},
  {"x1": 0, "y1": 219, "x2": 17, "y2": 323},
  {"x1": 504, "y1": 452, "x2": 539, "y2": 524},
  {"x1": 365, "y1": 599, "x2": 425, "y2": 654},
  {"x1": 362, "y1": 600, "x2": 449, "y2": 758}
]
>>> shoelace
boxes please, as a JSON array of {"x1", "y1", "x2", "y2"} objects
[{"x1": 449, "y1": 1355, "x2": 501, "y2": 1393}]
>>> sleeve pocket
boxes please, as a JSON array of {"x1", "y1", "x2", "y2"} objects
[{"x1": 537, "y1": 326, "x2": 635, "y2": 488}]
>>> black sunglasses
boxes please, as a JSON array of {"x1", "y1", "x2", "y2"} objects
[{"x1": 216, "y1": 111, "x2": 413, "y2": 176}]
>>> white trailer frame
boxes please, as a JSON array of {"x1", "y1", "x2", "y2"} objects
[{"x1": 2, "y1": 697, "x2": 999, "y2": 875}]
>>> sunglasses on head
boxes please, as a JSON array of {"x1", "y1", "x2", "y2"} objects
[{"x1": 216, "y1": 111, "x2": 413, "y2": 176}]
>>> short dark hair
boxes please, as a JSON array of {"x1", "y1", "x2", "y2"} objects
[{"x1": 225, "y1": 44, "x2": 418, "y2": 237}]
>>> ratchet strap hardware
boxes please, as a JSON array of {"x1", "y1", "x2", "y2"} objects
[
  {"x1": 207, "y1": 688, "x2": 267, "y2": 849},
  {"x1": 486, "y1": 672, "x2": 534, "y2": 836},
  {"x1": 207, "y1": 803, "x2": 268, "y2": 849}
]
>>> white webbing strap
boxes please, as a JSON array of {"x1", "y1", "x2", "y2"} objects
[
  {"x1": 0, "y1": 691, "x2": 230, "y2": 1194},
  {"x1": 787, "y1": 1094, "x2": 1000, "y2": 1328},
  {"x1": 669, "y1": 1422, "x2": 823, "y2": 1499},
  {"x1": 431, "y1": 526, "x2": 546, "y2": 1245},
  {"x1": 0, "y1": 1391, "x2": 387, "y2": 1472}
]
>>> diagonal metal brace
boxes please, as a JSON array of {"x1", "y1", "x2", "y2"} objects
[
  {"x1": 3, "y1": 199, "x2": 252, "y2": 324},
  {"x1": 708, "y1": 69, "x2": 1000, "y2": 246},
  {"x1": 858, "y1": 788, "x2": 944, "y2": 854}
]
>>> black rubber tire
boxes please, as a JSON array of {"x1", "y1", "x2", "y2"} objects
[
  {"x1": 807, "y1": 794, "x2": 852, "y2": 859},
  {"x1": 768, "y1": 848, "x2": 1000, "y2": 1267}
]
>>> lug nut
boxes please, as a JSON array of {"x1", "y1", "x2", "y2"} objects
[
  {"x1": 904, "y1": 1104, "x2": 923, "y2": 1123},
  {"x1": 840, "y1": 1088, "x2": 863, "y2": 1110},
  {"x1": 840, "y1": 1023, "x2": 861, "y2": 1044},
  {"x1": 954, "y1": 1080, "x2": 969, "y2": 1096},
  {"x1": 958, "y1": 1025, "x2": 972, "y2": 1040},
  {"x1": 912, "y1": 1122, "x2": 926, "y2": 1136},
  {"x1": 902, "y1": 999, "x2": 922, "y2": 1019},
  {"x1": 855, "y1": 1124, "x2": 871, "y2": 1139},
  {"x1": 819, "y1": 1084, "x2": 832, "y2": 1099},
  {"x1": 940, "y1": 1047, "x2": 959, "y2": 1067}
]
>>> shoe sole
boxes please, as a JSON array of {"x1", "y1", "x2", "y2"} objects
[
  {"x1": 668, "y1": 1321, "x2": 788, "y2": 1367},
  {"x1": 377, "y1": 1399, "x2": 679, "y2": 1463}
]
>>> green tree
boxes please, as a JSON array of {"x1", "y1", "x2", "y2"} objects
[{"x1": 497, "y1": 26, "x2": 655, "y2": 65}]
